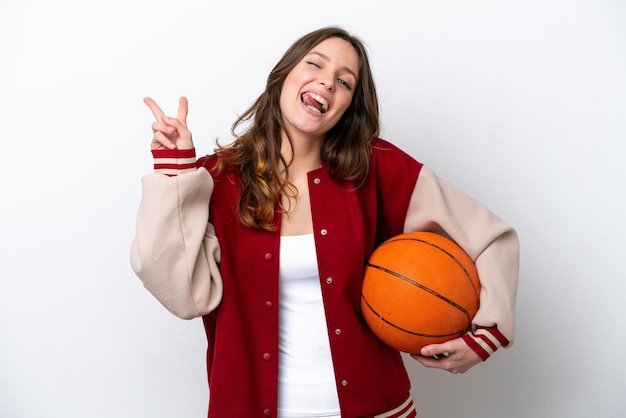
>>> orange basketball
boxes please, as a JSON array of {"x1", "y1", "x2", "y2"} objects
[{"x1": 361, "y1": 231, "x2": 480, "y2": 353}]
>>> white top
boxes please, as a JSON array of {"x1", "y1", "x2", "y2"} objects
[{"x1": 277, "y1": 234, "x2": 341, "y2": 418}]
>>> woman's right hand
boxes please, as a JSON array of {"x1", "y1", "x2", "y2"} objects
[{"x1": 144, "y1": 96, "x2": 194, "y2": 150}]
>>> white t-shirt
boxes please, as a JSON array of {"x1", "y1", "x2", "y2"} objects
[{"x1": 277, "y1": 234, "x2": 341, "y2": 418}]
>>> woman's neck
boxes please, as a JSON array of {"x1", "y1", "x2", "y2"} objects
[
  {"x1": 278, "y1": 131, "x2": 321, "y2": 236},
  {"x1": 280, "y1": 131, "x2": 323, "y2": 175}
]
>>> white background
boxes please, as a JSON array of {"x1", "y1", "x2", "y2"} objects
[{"x1": 1, "y1": 1, "x2": 625, "y2": 417}]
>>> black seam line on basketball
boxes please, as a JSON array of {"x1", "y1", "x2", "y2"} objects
[
  {"x1": 365, "y1": 262, "x2": 471, "y2": 323},
  {"x1": 379, "y1": 237, "x2": 480, "y2": 301},
  {"x1": 361, "y1": 295, "x2": 469, "y2": 338}
]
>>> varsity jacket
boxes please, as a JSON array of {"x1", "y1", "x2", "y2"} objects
[{"x1": 131, "y1": 138, "x2": 519, "y2": 417}]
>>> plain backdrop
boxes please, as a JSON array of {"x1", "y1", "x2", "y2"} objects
[{"x1": 1, "y1": 1, "x2": 625, "y2": 417}]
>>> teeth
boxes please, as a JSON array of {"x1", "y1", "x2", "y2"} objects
[{"x1": 309, "y1": 92, "x2": 328, "y2": 113}]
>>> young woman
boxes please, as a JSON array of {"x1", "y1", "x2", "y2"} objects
[{"x1": 131, "y1": 26, "x2": 519, "y2": 418}]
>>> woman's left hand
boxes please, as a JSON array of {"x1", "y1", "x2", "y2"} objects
[{"x1": 410, "y1": 337, "x2": 481, "y2": 374}]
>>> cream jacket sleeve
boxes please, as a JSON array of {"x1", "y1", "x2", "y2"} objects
[
  {"x1": 403, "y1": 166, "x2": 520, "y2": 346},
  {"x1": 130, "y1": 168, "x2": 223, "y2": 319}
]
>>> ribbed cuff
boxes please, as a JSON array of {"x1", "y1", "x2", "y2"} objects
[
  {"x1": 151, "y1": 148, "x2": 197, "y2": 176},
  {"x1": 462, "y1": 326, "x2": 510, "y2": 361}
]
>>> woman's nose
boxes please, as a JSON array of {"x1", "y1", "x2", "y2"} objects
[{"x1": 320, "y1": 78, "x2": 335, "y2": 92}]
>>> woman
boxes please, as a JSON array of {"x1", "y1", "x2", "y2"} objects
[{"x1": 131, "y1": 26, "x2": 519, "y2": 418}]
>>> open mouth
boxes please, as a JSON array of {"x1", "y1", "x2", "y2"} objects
[{"x1": 301, "y1": 92, "x2": 329, "y2": 114}]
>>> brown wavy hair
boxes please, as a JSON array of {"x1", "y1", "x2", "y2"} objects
[{"x1": 214, "y1": 26, "x2": 380, "y2": 230}]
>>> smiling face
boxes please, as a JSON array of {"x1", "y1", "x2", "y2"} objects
[{"x1": 279, "y1": 37, "x2": 360, "y2": 143}]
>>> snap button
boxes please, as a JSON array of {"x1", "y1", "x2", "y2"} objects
[
  {"x1": 320, "y1": 229, "x2": 328, "y2": 235},
  {"x1": 313, "y1": 178, "x2": 321, "y2": 184},
  {"x1": 265, "y1": 301, "x2": 273, "y2": 310},
  {"x1": 335, "y1": 328, "x2": 342, "y2": 335},
  {"x1": 264, "y1": 252, "x2": 273, "y2": 261},
  {"x1": 341, "y1": 380, "x2": 348, "y2": 386},
  {"x1": 263, "y1": 353, "x2": 272, "y2": 361},
  {"x1": 326, "y1": 277, "x2": 332, "y2": 284},
  {"x1": 263, "y1": 408, "x2": 273, "y2": 417}
]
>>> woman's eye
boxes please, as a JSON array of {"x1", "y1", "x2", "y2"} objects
[
  {"x1": 338, "y1": 78, "x2": 352, "y2": 90},
  {"x1": 306, "y1": 60, "x2": 321, "y2": 68}
]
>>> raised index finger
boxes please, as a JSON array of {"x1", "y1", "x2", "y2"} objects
[
  {"x1": 143, "y1": 97, "x2": 165, "y2": 122},
  {"x1": 177, "y1": 97, "x2": 189, "y2": 127}
]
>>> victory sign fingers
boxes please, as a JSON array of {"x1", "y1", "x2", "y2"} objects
[{"x1": 144, "y1": 97, "x2": 194, "y2": 150}]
